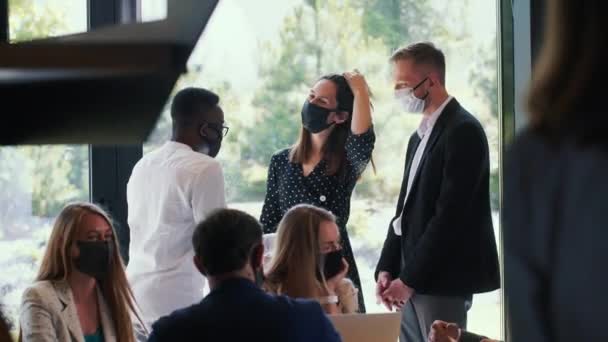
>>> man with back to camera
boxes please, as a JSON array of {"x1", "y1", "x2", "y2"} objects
[
  {"x1": 147, "y1": 208, "x2": 342, "y2": 342},
  {"x1": 375, "y1": 42, "x2": 500, "y2": 342},
  {"x1": 126, "y1": 88, "x2": 228, "y2": 330}
]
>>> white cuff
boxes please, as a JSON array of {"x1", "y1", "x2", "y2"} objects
[
  {"x1": 392, "y1": 216, "x2": 402, "y2": 236},
  {"x1": 318, "y1": 295, "x2": 339, "y2": 305}
]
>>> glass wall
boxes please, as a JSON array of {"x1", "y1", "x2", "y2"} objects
[
  {"x1": 0, "y1": 0, "x2": 89, "y2": 327},
  {"x1": 8, "y1": 0, "x2": 86, "y2": 42},
  {"x1": 142, "y1": 0, "x2": 501, "y2": 338}
]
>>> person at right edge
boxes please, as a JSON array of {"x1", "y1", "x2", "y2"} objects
[
  {"x1": 504, "y1": 0, "x2": 608, "y2": 341},
  {"x1": 374, "y1": 42, "x2": 500, "y2": 342}
]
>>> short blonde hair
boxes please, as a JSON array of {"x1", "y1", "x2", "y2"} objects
[{"x1": 390, "y1": 42, "x2": 446, "y2": 85}]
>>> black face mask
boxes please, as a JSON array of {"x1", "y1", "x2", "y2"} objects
[
  {"x1": 74, "y1": 240, "x2": 112, "y2": 280},
  {"x1": 301, "y1": 101, "x2": 335, "y2": 133},
  {"x1": 199, "y1": 124, "x2": 223, "y2": 158},
  {"x1": 318, "y1": 249, "x2": 343, "y2": 280},
  {"x1": 204, "y1": 138, "x2": 222, "y2": 158}
]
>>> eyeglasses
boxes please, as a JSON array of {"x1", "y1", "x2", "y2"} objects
[{"x1": 206, "y1": 122, "x2": 230, "y2": 137}]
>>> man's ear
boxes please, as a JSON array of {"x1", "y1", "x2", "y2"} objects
[
  {"x1": 199, "y1": 123, "x2": 209, "y2": 137},
  {"x1": 193, "y1": 255, "x2": 208, "y2": 276},
  {"x1": 428, "y1": 72, "x2": 441, "y2": 88}
]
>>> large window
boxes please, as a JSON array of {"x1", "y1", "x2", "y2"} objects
[
  {"x1": 143, "y1": 0, "x2": 501, "y2": 338},
  {"x1": 8, "y1": 0, "x2": 86, "y2": 42},
  {"x1": 0, "y1": 0, "x2": 88, "y2": 327}
]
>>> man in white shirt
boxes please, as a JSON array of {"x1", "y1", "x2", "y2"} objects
[
  {"x1": 375, "y1": 42, "x2": 500, "y2": 342},
  {"x1": 126, "y1": 87, "x2": 228, "y2": 329}
]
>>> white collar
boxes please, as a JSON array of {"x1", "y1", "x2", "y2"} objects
[
  {"x1": 417, "y1": 96, "x2": 453, "y2": 138},
  {"x1": 165, "y1": 141, "x2": 193, "y2": 151}
]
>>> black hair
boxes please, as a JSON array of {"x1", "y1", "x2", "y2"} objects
[
  {"x1": 192, "y1": 209, "x2": 263, "y2": 276},
  {"x1": 170, "y1": 87, "x2": 220, "y2": 126},
  {"x1": 321, "y1": 74, "x2": 353, "y2": 177},
  {"x1": 321, "y1": 74, "x2": 354, "y2": 114}
]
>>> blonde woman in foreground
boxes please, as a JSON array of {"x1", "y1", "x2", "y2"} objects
[
  {"x1": 264, "y1": 204, "x2": 358, "y2": 314},
  {"x1": 19, "y1": 202, "x2": 144, "y2": 342}
]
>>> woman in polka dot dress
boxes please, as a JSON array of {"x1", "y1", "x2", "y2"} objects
[{"x1": 260, "y1": 70, "x2": 375, "y2": 312}]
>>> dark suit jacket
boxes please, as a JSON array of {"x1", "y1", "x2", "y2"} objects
[
  {"x1": 375, "y1": 98, "x2": 500, "y2": 296},
  {"x1": 147, "y1": 278, "x2": 341, "y2": 342},
  {"x1": 504, "y1": 130, "x2": 608, "y2": 341}
]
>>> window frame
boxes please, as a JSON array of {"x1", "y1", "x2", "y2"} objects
[
  {"x1": 498, "y1": 0, "x2": 515, "y2": 339},
  {"x1": 499, "y1": 0, "x2": 543, "y2": 340},
  {"x1": 0, "y1": 0, "x2": 7, "y2": 42},
  {"x1": 88, "y1": 0, "x2": 142, "y2": 263}
]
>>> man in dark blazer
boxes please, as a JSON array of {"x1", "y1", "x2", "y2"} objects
[
  {"x1": 375, "y1": 42, "x2": 500, "y2": 342},
  {"x1": 148, "y1": 209, "x2": 341, "y2": 342}
]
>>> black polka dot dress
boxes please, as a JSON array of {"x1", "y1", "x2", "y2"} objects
[{"x1": 260, "y1": 127, "x2": 375, "y2": 312}]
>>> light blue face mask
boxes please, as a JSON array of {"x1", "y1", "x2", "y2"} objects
[{"x1": 394, "y1": 77, "x2": 429, "y2": 114}]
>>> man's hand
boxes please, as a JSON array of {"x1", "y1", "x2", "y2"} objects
[
  {"x1": 428, "y1": 320, "x2": 460, "y2": 342},
  {"x1": 381, "y1": 278, "x2": 414, "y2": 310},
  {"x1": 376, "y1": 271, "x2": 393, "y2": 310}
]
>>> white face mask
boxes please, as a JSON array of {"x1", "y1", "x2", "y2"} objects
[
  {"x1": 395, "y1": 88, "x2": 426, "y2": 114},
  {"x1": 394, "y1": 77, "x2": 429, "y2": 114}
]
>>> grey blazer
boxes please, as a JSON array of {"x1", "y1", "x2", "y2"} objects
[
  {"x1": 505, "y1": 130, "x2": 608, "y2": 341},
  {"x1": 20, "y1": 280, "x2": 117, "y2": 342}
]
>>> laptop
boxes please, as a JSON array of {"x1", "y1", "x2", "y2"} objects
[{"x1": 329, "y1": 312, "x2": 401, "y2": 342}]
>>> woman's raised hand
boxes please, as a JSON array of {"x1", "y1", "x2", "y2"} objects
[{"x1": 344, "y1": 69, "x2": 370, "y2": 97}]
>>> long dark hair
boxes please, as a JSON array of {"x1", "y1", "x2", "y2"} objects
[
  {"x1": 527, "y1": 0, "x2": 608, "y2": 144},
  {"x1": 289, "y1": 74, "x2": 365, "y2": 177}
]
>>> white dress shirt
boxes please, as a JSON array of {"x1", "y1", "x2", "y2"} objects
[
  {"x1": 393, "y1": 96, "x2": 453, "y2": 235},
  {"x1": 126, "y1": 141, "x2": 226, "y2": 326}
]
